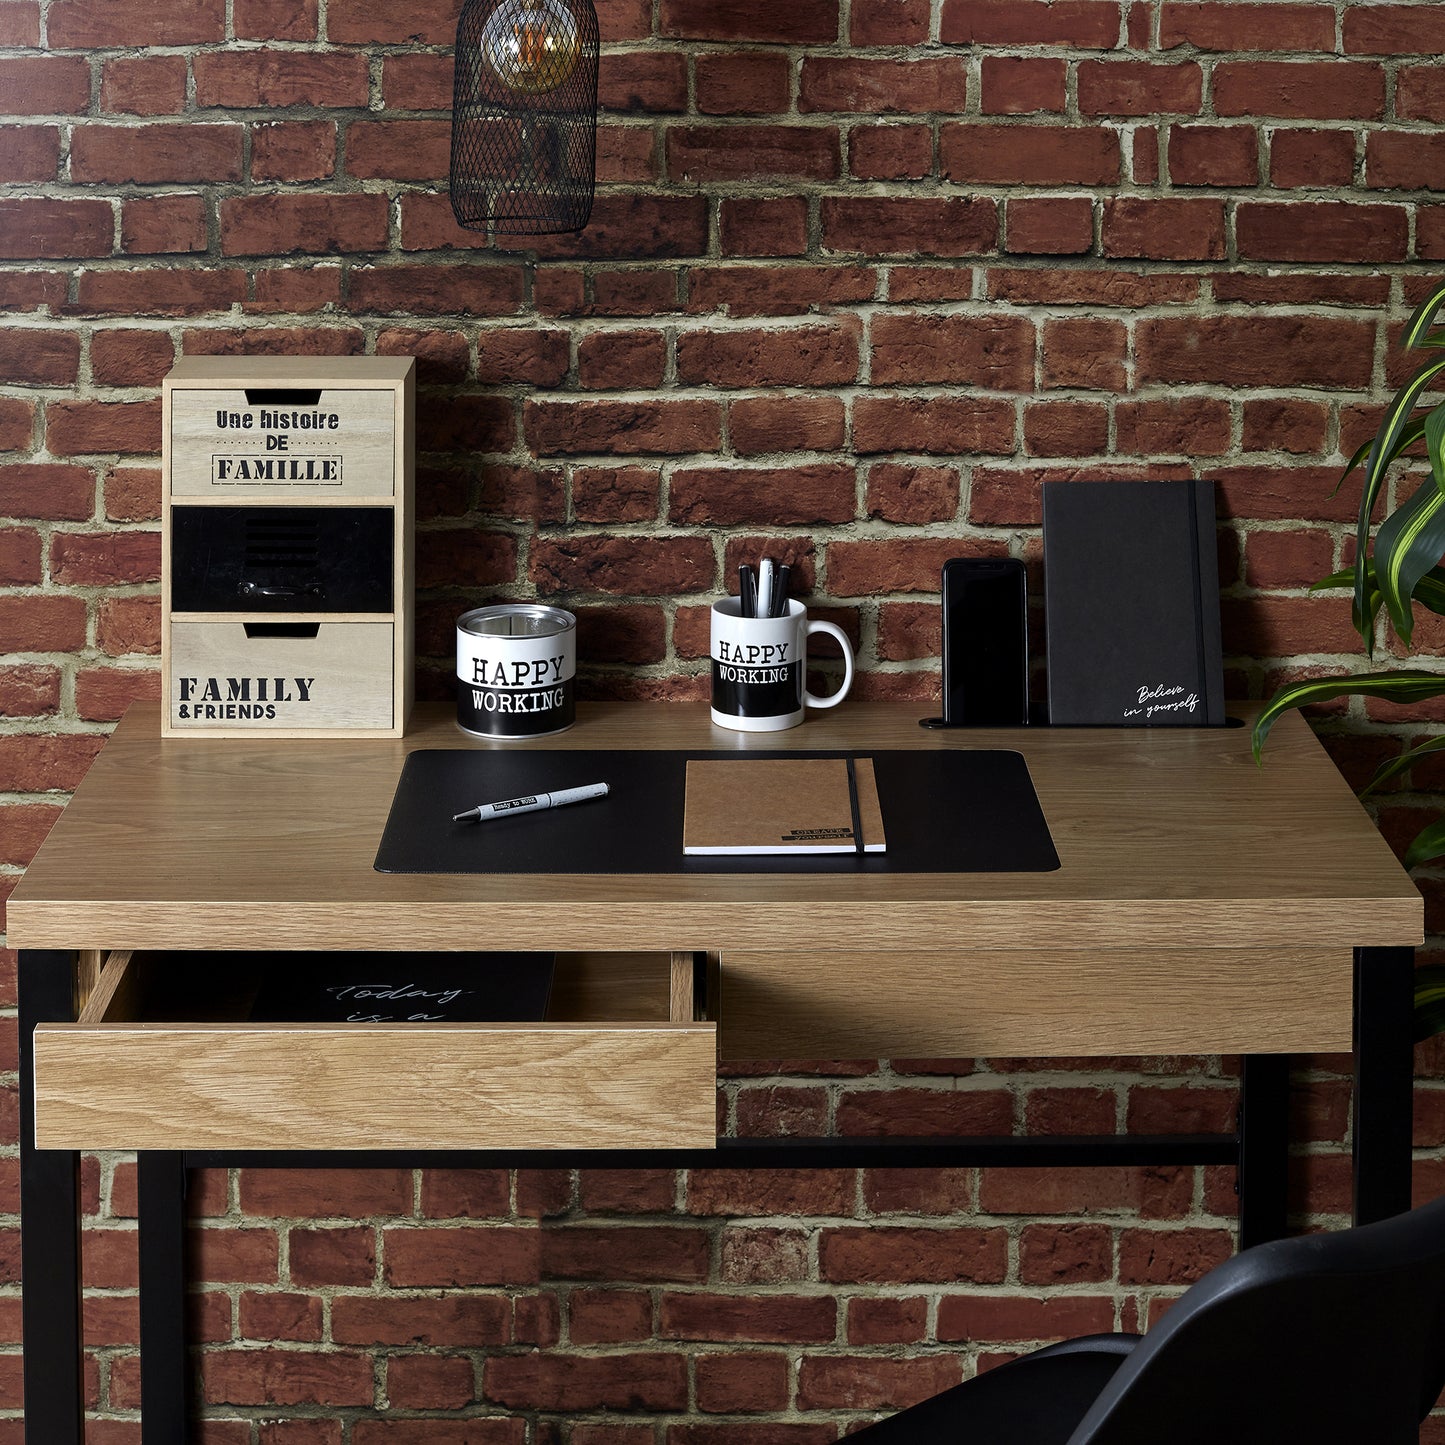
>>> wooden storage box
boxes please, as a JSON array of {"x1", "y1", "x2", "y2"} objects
[{"x1": 161, "y1": 357, "x2": 415, "y2": 738}]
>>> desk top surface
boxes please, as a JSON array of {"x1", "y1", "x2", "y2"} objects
[{"x1": 8, "y1": 701, "x2": 1421, "y2": 953}]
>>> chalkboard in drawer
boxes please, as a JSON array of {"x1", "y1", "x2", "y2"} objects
[{"x1": 170, "y1": 506, "x2": 393, "y2": 613}]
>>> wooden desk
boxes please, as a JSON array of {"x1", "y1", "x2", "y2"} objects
[{"x1": 9, "y1": 701, "x2": 1422, "y2": 1445}]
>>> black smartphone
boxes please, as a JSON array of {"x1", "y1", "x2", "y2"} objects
[{"x1": 941, "y1": 556, "x2": 1029, "y2": 726}]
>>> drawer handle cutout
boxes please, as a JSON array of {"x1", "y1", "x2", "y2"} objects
[
  {"x1": 243, "y1": 622, "x2": 321, "y2": 639},
  {"x1": 244, "y1": 388, "x2": 322, "y2": 406}
]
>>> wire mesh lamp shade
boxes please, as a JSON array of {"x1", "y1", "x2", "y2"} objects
[{"x1": 451, "y1": 0, "x2": 599, "y2": 236}]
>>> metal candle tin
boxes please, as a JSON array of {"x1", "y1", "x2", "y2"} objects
[{"x1": 456, "y1": 603, "x2": 577, "y2": 739}]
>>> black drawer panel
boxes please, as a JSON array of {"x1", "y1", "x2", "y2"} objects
[{"x1": 170, "y1": 506, "x2": 393, "y2": 613}]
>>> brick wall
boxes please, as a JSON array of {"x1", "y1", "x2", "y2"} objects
[{"x1": 2, "y1": 0, "x2": 1445, "y2": 1437}]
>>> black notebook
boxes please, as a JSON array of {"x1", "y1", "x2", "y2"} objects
[{"x1": 1043, "y1": 479, "x2": 1225, "y2": 726}]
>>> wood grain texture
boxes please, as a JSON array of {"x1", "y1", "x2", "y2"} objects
[
  {"x1": 10, "y1": 703, "x2": 1419, "y2": 954},
  {"x1": 720, "y1": 948, "x2": 1354, "y2": 1058},
  {"x1": 32, "y1": 1019, "x2": 717, "y2": 1151},
  {"x1": 76, "y1": 951, "x2": 134, "y2": 1026},
  {"x1": 670, "y1": 952, "x2": 696, "y2": 1023}
]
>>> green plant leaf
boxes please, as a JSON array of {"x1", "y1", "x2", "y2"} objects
[
  {"x1": 1360, "y1": 734, "x2": 1445, "y2": 797},
  {"x1": 1354, "y1": 357, "x2": 1445, "y2": 645},
  {"x1": 1403, "y1": 279, "x2": 1445, "y2": 352},
  {"x1": 1405, "y1": 816, "x2": 1445, "y2": 871},
  {"x1": 1414, "y1": 963, "x2": 1445, "y2": 1041},
  {"x1": 1251, "y1": 670, "x2": 1445, "y2": 764},
  {"x1": 1374, "y1": 438, "x2": 1445, "y2": 646}
]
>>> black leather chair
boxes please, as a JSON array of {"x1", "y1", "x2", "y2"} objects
[{"x1": 851, "y1": 1193, "x2": 1445, "y2": 1444}]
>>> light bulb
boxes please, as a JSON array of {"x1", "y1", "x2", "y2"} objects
[{"x1": 481, "y1": 0, "x2": 581, "y2": 94}]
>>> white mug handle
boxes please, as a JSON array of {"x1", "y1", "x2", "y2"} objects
[{"x1": 802, "y1": 620, "x2": 854, "y2": 710}]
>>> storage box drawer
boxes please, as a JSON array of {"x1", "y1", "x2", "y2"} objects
[
  {"x1": 169, "y1": 620, "x2": 394, "y2": 731},
  {"x1": 33, "y1": 952, "x2": 717, "y2": 1151},
  {"x1": 170, "y1": 388, "x2": 395, "y2": 498}
]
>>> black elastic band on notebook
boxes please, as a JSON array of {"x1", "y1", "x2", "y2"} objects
[
  {"x1": 1186, "y1": 479, "x2": 1208, "y2": 719},
  {"x1": 845, "y1": 756, "x2": 864, "y2": 855}
]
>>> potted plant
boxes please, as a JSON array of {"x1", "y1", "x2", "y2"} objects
[{"x1": 1252, "y1": 278, "x2": 1445, "y2": 1037}]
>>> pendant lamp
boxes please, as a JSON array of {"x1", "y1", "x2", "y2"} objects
[{"x1": 450, "y1": 0, "x2": 600, "y2": 236}]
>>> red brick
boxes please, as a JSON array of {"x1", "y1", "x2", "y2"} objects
[
  {"x1": 49, "y1": 0, "x2": 224, "y2": 46},
  {"x1": 1118, "y1": 1227, "x2": 1233, "y2": 1284},
  {"x1": 1160, "y1": 1, "x2": 1335, "y2": 51},
  {"x1": 687, "y1": 1169, "x2": 853, "y2": 1217},
  {"x1": 823, "y1": 195, "x2": 996, "y2": 257},
  {"x1": 1041, "y1": 317, "x2": 1127, "y2": 389},
  {"x1": 599, "y1": 51, "x2": 687, "y2": 113},
  {"x1": 49, "y1": 399, "x2": 159, "y2": 459},
  {"x1": 690, "y1": 263, "x2": 878, "y2": 316},
  {"x1": 525, "y1": 399, "x2": 721, "y2": 457},
  {"x1": 383, "y1": 1354, "x2": 473, "y2": 1410},
  {"x1": 660, "y1": 1292, "x2": 836, "y2": 1342},
  {"x1": 194, "y1": 50, "x2": 369, "y2": 108},
  {"x1": 96, "y1": 595, "x2": 160, "y2": 654},
  {"x1": 720, "y1": 196, "x2": 809, "y2": 256},
  {"x1": 1237, "y1": 200, "x2": 1407, "y2": 263},
  {"x1": 1398, "y1": 67, "x2": 1445, "y2": 125},
  {"x1": 71, "y1": 123, "x2": 242, "y2": 184},
  {"x1": 100, "y1": 55, "x2": 187, "y2": 114},
  {"x1": 235, "y1": 0, "x2": 316, "y2": 39},
  {"x1": 1127, "y1": 1083, "x2": 1236, "y2": 1133},
  {"x1": 220, "y1": 194, "x2": 389, "y2": 257},
  {"x1": 852, "y1": 396, "x2": 1015, "y2": 456},
  {"x1": 797, "y1": 1353, "x2": 962, "y2": 1410},
  {"x1": 866, "y1": 463, "x2": 959, "y2": 523},
  {"x1": 417, "y1": 1169, "x2": 509, "y2": 1220},
  {"x1": 1168, "y1": 124, "x2": 1258, "y2": 186},
  {"x1": 1136, "y1": 315, "x2": 1374, "y2": 388},
  {"x1": 970, "y1": 463, "x2": 1193, "y2": 525},
  {"x1": 1212, "y1": 465, "x2": 1359, "y2": 524},
  {"x1": 73, "y1": 666, "x2": 160, "y2": 722},
  {"x1": 0, "y1": 198, "x2": 112, "y2": 259},
  {"x1": 661, "y1": 0, "x2": 838, "y2": 44},
  {"x1": 182, "y1": 326, "x2": 362, "y2": 359},
  {"x1": 289, "y1": 1226, "x2": 375, "y2": 1287},
  {"x1": 120, "y1": 194, "x2": 208, "y2": 255},
  {"x1": 1270, "y1": 128, "x2": 1356, "y2": 188},
  {"x1": 0, "y1": 329, "x2": 79, "y2": 386},
  {"x1": 346, "y1": 119, "x2": 450, "y2": 182},
  {"x1": 828, "y1": 536, "x2": 1000, "y2": 595},
  {"x1": 876, "y1": 600, "x2": 941, "y2": 660},
  {"x1": 847, "y1": 1296, "x2": 927, "y2": 1344},
  {"x1": 0, "y1": 2, "x2": 39, "y2": 45},
  {"x1": 1242, "y1": 398, "x2": 1329, "y2": 455},
  {"x1": 981, "y1": 56, "x2": 1067, "y2": 114},
  {"x1": 1006, "y1": 196, "x2": 1094, "y2": 254},
  {"x1": 872, "y1": 312, "x2": 1032, "y2": 389},
  {"x1": 677, "y1": 321, "x2": 859, "y2": 388},
  {"x1": 569, "y1": 1288, "x2": 653, "y2": 1344},
  {"x1": 670, "y1": 464, "x2": 856, "y2": 525},
  {"x1": 350, "y1": 264, "x2": 523, "y2": 318},
  {"x1": 332, "y1": 1293, "x2": 509, "y2": 1347},
  {"x1": 1102, "y1": 196, "x2": 1225, "y2": 259},
  {"x1": 486, "y1": 1352, "x2": 687, "y2": 1412},
  {"x1": 0, "y1": 801, "x2": 60, "y2": 865},
  {"x1": 988, "y1": 266, "x2": 1199, "y2": 306},
  {"x1": 383, "y1": 1226, "x2": 541, "y2": 1288},
  {"x1": 938, "y1": 1293, "x2": 1116, "y2": 1341},
  {"x1": 941, "y1": 0, "x2": 1122, "y2": 47},
  {"x1": 1019, "y1": 1222, "x2": 1113, "y2": 1283},
  {"x1": 669, "y1": 125, "x2": 839, "y2": 182},
  {"x1": 327, "y1": 0, "x2": 456, "y2": 43},
  {"x1": 531, "y1": 533, "x2": 715, "y2": 596},
  {"x1": 0, "y1": 56, "x2": 89, "y2": 113},
  {"x1": 352, "y1": 1424, "x2": 521, "y2": 1445},
  {"x1": 0, "y1": 664, "x2": 60, "y2": 717},
  {"x1": 801, "y1": 56, "x2": 966, "y2": 113},
  {"x1": 1079, "y1": 60, "x2": 1201, "y2": 115},
  {"x1": 1221, "y1": 594, "x2": 1362, "y2": 655},
  {"x1": 240, "y1": 1169, "x2": 411, "y2": 1220},
  {"x1": 1024, "y1": 400, "x2": 1110, "y2": 456},
  {"x1": 573, "y1": 466, "x2": 660, "y2": 523},
  {"x1": 1344, "y1": 4, "x2": 1445, "y2": 54},
  {"x1": 239, "y1": 1292, "x2": 323, "y2": 1344},
  {"x1": 729, "y1": 395, "x2": 846, "y2": 456},
  {"x1": 202, "y1": 1350, "x2": 374, "y2": 1408},
  {"x1": 252, "y1": 266, "x2": 342, "y2": 314},
  {"x1": 837, "y1": 1086, "x2": 1014, "y2": 1136},
  {"x1": 251, "y1": 121, "x2": 336, "y2": 184},
  {"x1": 941, "y1": 123, "x2": 1120, "y2": 185},
  {"x1": 527, "y1": 194, "x2": 712, "y2": 263},
  {"x1": 75, "y1": 269, "x2": 248, "y2": 316},
  {"x1": 695, "y1": 51, "x2": 790, "y2": 115},
  {"x1": 1116, "y1": 397, "x2": 1231, "y2": 456},
  {"x1": 0, "y1": 125, "x2": 58, "y2": 182},
  {"x1": 1213, "y1": 61, "x2": 1385, "y2": 121},
  {"x1": 49, "y1": 531, "x2": 159, "y2": 586},
  {"x1": 695, "y1": 1352, "x2": 790, "y2": 1413}
]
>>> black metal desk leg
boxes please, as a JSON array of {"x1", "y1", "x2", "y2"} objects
[
  {"x1": 1238, "y1": 1054, "x2": 1290, "y2": 1249},
  {"x1": 19, "y1": 950, "x2": 83, "y2": 1445},
  {"x1": 138, "y1": 1151, "x2": 189, "y2": 1444},
  {"x1": 1353, "y1": 945, "x2": 1415, "y2": 1226}
]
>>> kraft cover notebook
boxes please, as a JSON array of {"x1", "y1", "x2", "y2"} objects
[
  {"x1": 683, "y1": 757, "x2": 886, "y2": 855},
  {"x1": 1043, "y1": 479, "x2": 1225, "y2": 726}
]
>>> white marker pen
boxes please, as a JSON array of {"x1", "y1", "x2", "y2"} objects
[{"x1": 452, "y1": 781, "x2": 609, "y2": 824}]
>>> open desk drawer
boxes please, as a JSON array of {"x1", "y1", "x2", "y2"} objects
[{"x1": 33, "y1": 951, "x2": 717, "y2": 1152}]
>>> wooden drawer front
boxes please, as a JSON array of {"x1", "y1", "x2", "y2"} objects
[
  {"x1": 720, "y1": 948, "x2": 1353, "y2": 1060},
  {"x1": 169, "y1": 621, "x2": 393, "y2": 731},
  {"x1": 170, "y1": 388, "x2": 394, "y2": 498},
  {"x1": 32, "y1": 1021, "x2": 716, "y2": 1151}
]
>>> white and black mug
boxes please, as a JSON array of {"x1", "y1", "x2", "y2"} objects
[{"x1": 710, "y1": 598, "x2": 854, "y2": 732}]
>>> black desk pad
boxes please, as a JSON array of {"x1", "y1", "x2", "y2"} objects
[{"x1": 374, "y1": 749, "x2": 1059, "y2": 875}]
